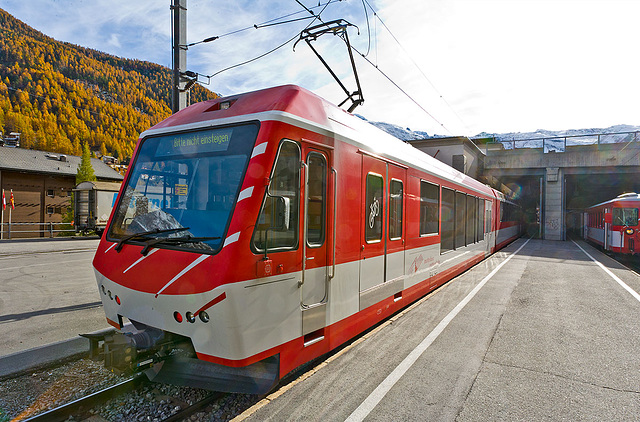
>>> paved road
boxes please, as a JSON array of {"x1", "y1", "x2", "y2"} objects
[
  {"x1": 242, "y1": 238, "x2": 640, "y2": 421},
  {"x1": 0, "y1": 239, "x2": 107, "y2": 356}
]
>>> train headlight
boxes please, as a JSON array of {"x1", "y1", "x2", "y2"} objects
[
  {"x1": 186, "y1": 312, "x2": 196, "y2": 323},
  {"x1": 625, "y1": 228, "x2": 635, "y2": 235},
  {"x1": 174, "y1": 311, "x2": 183, "y2": 323},
  {"x1": 199, "y1": 311, "x2": 210, "y2": 323}
]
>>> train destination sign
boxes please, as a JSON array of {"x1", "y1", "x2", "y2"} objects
[{"x1": 154, "y1": 128, "x2": 233, "y2": 157}]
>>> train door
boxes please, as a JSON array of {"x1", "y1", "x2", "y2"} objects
[
  {"x1": 360, "y1": 155, "x2": 386, "y2": 293},
  {"x1": 485, "y1": 200, "x2": 493, "y2": 253},
  {"x1": 386, "y1": 164, "x2": 406, "y2": 282},
  {"x1": 301, "y1": 147, "x2": 330, "y2": 336},
  {"x1": 490, "y1": 199, "x2": 498, "y2": 252}
]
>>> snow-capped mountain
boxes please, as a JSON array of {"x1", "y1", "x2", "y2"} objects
[
  {"x1": 475, "y1": 124, "x2": 640, "y2": 142},
  {"x1": 361, "y1": 114, "x2": 640, "y2": 145},
  {"x1": 355, "y1": 115, "x2": 431, "y2": 141}
]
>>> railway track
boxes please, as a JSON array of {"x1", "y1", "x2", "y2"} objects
[
  {"x1": 21, "y1": 371, "x2": 226, "y2": 422},
  {"x1": 23, "y1": 373, "x2": 147, "y2": 422},
  {"x1": 611, "y1": 253, "x2": 640, "y2": 275},
  {"x1": 1, "y1": 344, "x2": 261, "y2": 422}
]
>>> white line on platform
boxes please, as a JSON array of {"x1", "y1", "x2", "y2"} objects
[
  {"x1": 344, "y1": 237, "x2": 531, "y2": 422},
  {"x1": 571, "y1": 239, "x2": 640, "y2": 303}
]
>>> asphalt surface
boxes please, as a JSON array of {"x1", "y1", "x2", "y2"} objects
[
  {"x1": 0, "y1": 238, "x2": 108, "y2": 356},
  {"x1": 3, "y1": 237, "x2": 640, "y2": 420},
  {"x1": 241, "y1": 238, "x2": 640, "y2": 421}
]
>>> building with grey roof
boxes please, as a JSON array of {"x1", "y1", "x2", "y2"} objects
[
  {"x1": 0, "y1": 146, "x2": 124, "y2": 238},
  {"x1": 0, "y1": 147, "x2": 124, "y2": 181}
]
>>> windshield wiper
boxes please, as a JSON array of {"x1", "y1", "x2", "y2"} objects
[
  {"x1": 114, "y1": 227, "x2": 191, "y2": 253},
  {"x1": 140, "y1": 235, "x2": 221, "y2": 255}
]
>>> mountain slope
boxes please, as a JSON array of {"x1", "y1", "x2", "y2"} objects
[{"x1": 0, "y1": 8, "x2": 217, "y2": 159}]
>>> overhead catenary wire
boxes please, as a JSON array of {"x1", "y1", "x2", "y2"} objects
[
  {"x1": 205, "y1": 34, "x2": 300, "y2": 79},
  {"x1": 203, "y1": 0, "x2": 337, "y2": 80},
  {"x1": 361, "y1": 0, "x2": 471, "y2": 135},
  {"x1": 293, "y1": 0, "x2": 453, "y2": 134},
  {"x1": 186, "y1": 0, "x2": 340, "y2": 48},
  {"x1": 360, "y1": 0, "x2": 372, "y2": 57},
  {"x1": 190, "y1": 0, "x2": 457, "y2": 135},
  {"x1": 351, "y1": 45, "x2": 453, "y2": 136}
]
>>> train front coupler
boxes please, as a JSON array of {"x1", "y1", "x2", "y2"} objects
[{"x1": 82, "y1": 323, "x2": 195, "y2": 375}]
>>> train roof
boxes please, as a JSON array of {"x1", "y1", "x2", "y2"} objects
[
  {"x1": 589, "y1": 192, "x2": 640, "y2": 208},
  {"x1": 142, "y1": 85, "x2": 496, "y2": 198},
  {"x1": 588, "y1": 192, "x2": 640, "y2": 209}
]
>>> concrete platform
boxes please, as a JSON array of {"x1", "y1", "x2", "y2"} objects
[
  {"x1": 0, "y1": 239, "x2": 108, "y2": 357},
  {"x1": 239, "y1": 238, "x2": 640, "y2": 421}
]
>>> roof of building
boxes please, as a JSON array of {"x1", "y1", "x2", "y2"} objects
[
  {"x1": 407, "y1": 136, "x2": 486, "y2": 155},
  {"x1": 74, "y1": 181, "x2": 122, "y2": 191},
  {"x1": 0, "y1": 147, "x2": 124, "y2": 181}
]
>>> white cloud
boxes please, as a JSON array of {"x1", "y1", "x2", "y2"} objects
[
  {"x1": 3, "y1": 0, "x2": 640, "y2": 136},
  {"x1": 107, "y1": 33, "x2": 121, "y2": 48}
]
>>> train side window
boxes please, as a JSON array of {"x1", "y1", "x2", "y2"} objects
[
  {"x1": 441, "y1": 187, "x2": 455, "y2": 253},
  {"x1": 306, "y1": 152, "x2": 326, "y2": 247},
  {"x1": 252, "y1": 140, "x2": 300, "y2": 251},
  {"x1": 420, "y1": 181, "x2": 439, "y2": 236},
  {"x1": 389, "y1": 179, "x2": 403, "y2": 240},
  {"x1": 466, "y1": 195, "x2": 476, "y2": 244},
  {"x1": 455, "y1": 191, "x2": 466, "y2": 248},
  {"x1": 365, "y1": 173, "x2": 384, "y2": 242}
]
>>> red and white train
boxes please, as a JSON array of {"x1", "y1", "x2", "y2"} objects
[
  {"x1": 92, "y1": 85, "x2": 521, "y2": 394},
  {"x1": 584, "y1": 192, "x2": 640, "y2": 255}
]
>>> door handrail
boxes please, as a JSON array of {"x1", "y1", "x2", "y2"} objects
[
  {"x1": 299, "y1": 161, "x2": 309, "y2": 288},
  {"x1": 329, "y1": 167, "x2": 337, "y2": 280}
]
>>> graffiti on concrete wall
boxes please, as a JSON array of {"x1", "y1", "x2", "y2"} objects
[{"x1": 545, "y1": 217, "x2": 560, "y2": 231}]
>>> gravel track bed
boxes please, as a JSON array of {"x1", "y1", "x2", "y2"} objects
[
  {"x1": 0, "y1": 358, "x2": 125, "y2": 421},
  {"x1": 95, "y1": 385, "x2": 260, "y2": 422},
  {"x1": 0, "y1": 358, "x2": 262, "y2": 421}
]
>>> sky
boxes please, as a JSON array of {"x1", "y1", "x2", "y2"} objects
[{"x1": 3, "y1": 0, "x2": 640, "y2": 137}]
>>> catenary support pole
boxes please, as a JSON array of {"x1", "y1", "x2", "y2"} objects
[{"x1": 171, "y1": 0, "x2": 188, "y2": 113}]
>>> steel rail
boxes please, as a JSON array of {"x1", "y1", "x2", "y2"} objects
[
  {"x1": 23, "y1": 373, "x2": 148, "y2": 422},
  {"x1": 22, "y1": 371, "x2": 225, "y2": 422},
  {"x1": 162, "y1": 392, "x2": 226, "y2": 422}
]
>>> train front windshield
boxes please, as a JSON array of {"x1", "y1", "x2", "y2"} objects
[
  {"x1": 613, "y1": 207, "x2": 639, "y2": 227},
  {"x1": 109, "y1": 123, "x2": 259, "y2": 252}
]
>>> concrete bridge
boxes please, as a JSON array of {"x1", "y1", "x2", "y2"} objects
[{"x1": 410, "y1": 132, "x2": 640, "y2": 241}]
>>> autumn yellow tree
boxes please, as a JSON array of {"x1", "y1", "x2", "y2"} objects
[{"x1": 0, "y1": 8, "x2": 218, "y2": 159}]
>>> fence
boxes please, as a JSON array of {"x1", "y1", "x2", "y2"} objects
[
  {"x1": 0, "y1": 222, "x2": 74, "y2": 239},
  {"x1": 487, "y1": 131, "x2": 640, "y2": 153}
]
